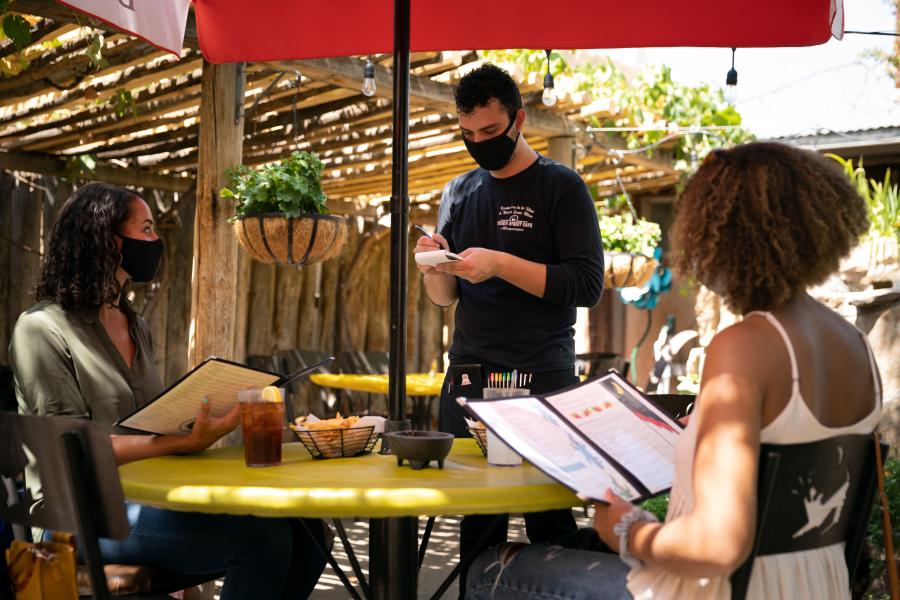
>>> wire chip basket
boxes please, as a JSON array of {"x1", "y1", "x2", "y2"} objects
[
  {"x1": 292, "y1": 425, "x2": 378, "y2": 459},
  {"x1": 467, "y1": 427, "x2": 488, "y2": 456}
]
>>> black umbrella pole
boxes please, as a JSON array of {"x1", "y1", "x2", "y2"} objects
[{"x1": 383, "y1": 0, "x2": 412, "y2": 455}]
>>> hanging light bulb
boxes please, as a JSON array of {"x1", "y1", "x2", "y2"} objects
[
  {"x1": 724, "y1": 47, "x2": 738, "y2": 105},
  {"x1": 542, "y1": 49, "x2": 557, "y2": 107},
  {"x1": 362, "y1": 57, "x2": 376, "y2": 97}
]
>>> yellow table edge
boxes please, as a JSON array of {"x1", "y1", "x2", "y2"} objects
[{"x1": 120, "y1": 439, "x2": 582, "y2": 519}]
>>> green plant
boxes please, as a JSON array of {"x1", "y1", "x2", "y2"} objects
[
  {"x1": 221, "y1": 151, "x2": 329, "y2": 219},
  {"x1": 829, "y1": 155, "x2": 900, "y2": 242},
  {"x1": 479, "y1": 50, "x2": 754, "y2": 171},
  {"x1": 599, "y1": 212, "x2": 661, "y2": 255},
  {"x1": 640, "y1": 493, "x2": 669, "y2": 521}
]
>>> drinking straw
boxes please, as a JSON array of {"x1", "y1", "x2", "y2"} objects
[{"x1": 273, "y1": 355, "x2": 335, "y2": 387}]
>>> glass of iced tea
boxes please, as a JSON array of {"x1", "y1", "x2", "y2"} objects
[{"x1": 239, "y1": 386, "x2": 285, "y2": 467}]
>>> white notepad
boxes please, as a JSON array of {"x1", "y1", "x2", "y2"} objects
[{"x1": 415, "y1": 249, "x2": 463, "y2": 266}]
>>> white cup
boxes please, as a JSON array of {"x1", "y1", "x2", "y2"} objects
[
  {"x1": 486, "y1": 428, "x2": 523, "y2": 466},
  {"x1": 482, "y1": 387, "x2": 528, "y2": 466}
]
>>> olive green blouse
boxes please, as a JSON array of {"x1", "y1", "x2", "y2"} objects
[{"x1": 9, "y1": 300, "x2": 164, "y2": 432}]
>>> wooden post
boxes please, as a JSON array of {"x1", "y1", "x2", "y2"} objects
[{"x1": 188, "y1": 61, "x2": 245, "y2": 366}]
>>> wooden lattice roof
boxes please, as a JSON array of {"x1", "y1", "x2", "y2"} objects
[{"x1": 1, "y1": 0, "x2": 679, "y2": 217}]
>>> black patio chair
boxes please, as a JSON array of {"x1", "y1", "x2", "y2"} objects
[
  {"x1": 646, "y1": 393, "x2": 696, "y2": 422},
  {"x1": 0, "y1": 413, "x2": 222, "y2": 599},
  {"x1": 730, "y1": 434, "x2": 887, "y2": 600},
  {"x1": 0, "y1": 365, "x2": 15, "y2": 413},
  {"x1": 575, "y1": 352, "x2": 629, "y2": 380},
  {"x1": 278, "y1": 349, "x2": 342, "y2": 417}
]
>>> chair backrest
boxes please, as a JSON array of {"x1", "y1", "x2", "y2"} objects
[
  {"x1": 646, "y1": 394, "x2": 695, "y2": 421},
  {"x1": 0, "y1": 365, "x2": 15, "y2": 413},
  {"x1": 0, "y1": 413, "x2": 129, "y2": 600},
  {"x1": 277, "y1": 349, "x2": 340, "y2": 417},
  {"x1": 730, "y1": 434, "x2": 885, "y2": 600},
  {"x1": 575, "y1": 352, "x2": 629, "y2": 379},
  {"x1": 340, "y1": 351, "x2": 390, "y2": 375}
]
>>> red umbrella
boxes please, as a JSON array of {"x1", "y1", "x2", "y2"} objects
[
  {"x1": 193, "y1": 0, "x2": 844, "y2": 63},
  {"x1": 185, "y1": 6, "x2": 845, "y2": 596}
]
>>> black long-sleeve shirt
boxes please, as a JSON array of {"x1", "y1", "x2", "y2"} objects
[{"x1": 437, "y1": 154, "x2": 604, "y2": 372}]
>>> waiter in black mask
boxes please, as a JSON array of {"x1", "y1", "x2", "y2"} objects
[{"x1": 413, "y1": 63, "x2": 605, "y2": 597}]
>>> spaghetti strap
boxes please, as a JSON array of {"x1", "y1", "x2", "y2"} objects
[
  {"x1": 745, "y1": 311, "x2": 800, "y2": 389},
  {"x1": 856, "y1": 328, "x2": 883, "y2": 405}
]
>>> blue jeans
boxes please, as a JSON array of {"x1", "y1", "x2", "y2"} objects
[
  {"x1": 93, "y1": 503, "x2": 326, "y2": 600},
  {"x1": 466, "y1": 543, "x2": 633, "y2": 600}
]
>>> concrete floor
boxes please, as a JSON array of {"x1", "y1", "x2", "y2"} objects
[{"x1": 312, "y1": 511, "x2": 594, "y2": 600}]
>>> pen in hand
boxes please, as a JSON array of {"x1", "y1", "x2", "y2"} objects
[{"x1": 414, "y1": 224, "x2": 446, "y2": 249}]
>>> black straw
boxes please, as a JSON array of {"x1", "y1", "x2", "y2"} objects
[{"x1": 273, "y1": 355, "x2": 335, "y2": 387}]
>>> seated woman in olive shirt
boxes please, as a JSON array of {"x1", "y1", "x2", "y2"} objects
[{"x1": 10, "y1": 182, "x2": 327, "y2": 600}]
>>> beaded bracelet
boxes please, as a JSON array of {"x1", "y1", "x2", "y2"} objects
[{"x1": 612, "y1": 506, "x2": 659, "y2": 570}]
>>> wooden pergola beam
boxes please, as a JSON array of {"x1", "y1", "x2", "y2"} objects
[
  {"x1": 0, "y1": 150, "x2": 194, "y2": 192},
  {"x1": 267, "y1": 58, "x2": 575, "y2": 139}
]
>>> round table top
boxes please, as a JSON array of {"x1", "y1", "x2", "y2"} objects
[
  {"x1": 309, "y1": 372, "x2": 444, "y2": 396},
  {"x1": 119, "y1": 439, "x2": 580, "y2": 519}
]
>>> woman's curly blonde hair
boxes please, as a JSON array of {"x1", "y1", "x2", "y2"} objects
[{"x1": 670, "y1": 142, "x2": 868, "y2": 314}]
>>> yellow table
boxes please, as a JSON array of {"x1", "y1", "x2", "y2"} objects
[
  {"x1": 309, "y1": 372, "x2": 444, "y2": 397},
  {"x1": 119, "y1": 439, "x2": 578, "y2": 519},
  {"x1": 120, "y1": 439, "x2": 579, "y2": 599}
]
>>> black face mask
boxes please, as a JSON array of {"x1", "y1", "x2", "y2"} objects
[
  {"x1": 463, "y1": 112, "x2": 520, "y2": 171},
  {"x1": 118, "y1": 235, "x2": 164, "y2": 283}
]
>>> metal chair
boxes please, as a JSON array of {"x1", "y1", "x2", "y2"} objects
[
  {"x1": 0, "y1": 413, "x2": 221, "y2": 599},
  {"x1": 646, "y1": 393, "x2": 696, "y2": 421},
  {"x1": 278, "y1": 349, "x2": 342, "y2": 417},
  {"x1": 575, "y1": 352, "x2": 629, "y2": 379},
  {"x1": 730, "y1": 434, "x2": 887, "y2": 600}
]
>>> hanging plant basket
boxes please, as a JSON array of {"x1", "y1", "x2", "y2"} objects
[
  {"x1": 604, "y1": 251, "x2": 658, "y2": 289},
  {"x1": 234, "y1": 213, "x2": 348, "y2": 266}
]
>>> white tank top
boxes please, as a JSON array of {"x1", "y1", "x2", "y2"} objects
[{"x1": 627, "y1": 311, "x2": 882, "y2": 600}]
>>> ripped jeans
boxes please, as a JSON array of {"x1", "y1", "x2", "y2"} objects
[{"x1": 466, "y1": 543, "x2": 633, "y2": 600}]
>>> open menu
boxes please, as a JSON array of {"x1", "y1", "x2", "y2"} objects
[
  {"x1": 459, "y1": 371, "x2": 683, "y2": 504},
  {"x1": 117, "y1": 358, "x2": 281, "y2": 435}
]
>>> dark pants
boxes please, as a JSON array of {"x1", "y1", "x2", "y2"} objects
[{"x1": 439, "y1": 363, "x2": 579, "y2": 599}]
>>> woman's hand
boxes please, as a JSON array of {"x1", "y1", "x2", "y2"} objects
[
  {"x1": 179, "y1": 398, "x2": 241, "y2": 454},
  {"x1": 593, "y1": 489, "x2": 638, "y2": 552}
]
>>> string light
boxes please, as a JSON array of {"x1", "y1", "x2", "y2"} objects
[
  {"x1": 362, "y1": 56, "x2": 376, "y2": 97},
  {"x1": 542, "y1": 49, "x2": 557, "y2": 107},
  {"x1": 724, "y1": 47, "x2": 738, "y2": 105}
]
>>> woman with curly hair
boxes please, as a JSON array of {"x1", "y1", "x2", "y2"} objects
[
  {"x1": 465, "y1": 142, "x2": 881, "y2": 600},
  {"x1": 9, "y1": 182, "x2": 327, "y2": 600}
]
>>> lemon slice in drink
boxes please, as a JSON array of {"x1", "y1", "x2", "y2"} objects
[{"x1": 261, "y1": 386, "x2": 282, "y2": 403}]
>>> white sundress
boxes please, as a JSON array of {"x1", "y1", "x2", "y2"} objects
[{"x1": 627, "y1": 311, "x2": 883, "y2": 600}]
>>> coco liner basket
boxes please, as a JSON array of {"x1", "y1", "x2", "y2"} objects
[
  {"x1": 235, "y1": 213, "x2": 348, "y2": 266},
  {"x1": 603, "y1": 251, "x2": 658, "y2": 289},
  {"x1": 292, "y1": 426, "x2": 378, "y2": 459},
  {"x1": 467, "y1": 427, "x2": 488, "y2": 456}
]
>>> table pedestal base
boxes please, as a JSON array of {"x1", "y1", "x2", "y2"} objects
[{"x1": 370, "y1": 516, "x2": 418, "y2": 600}]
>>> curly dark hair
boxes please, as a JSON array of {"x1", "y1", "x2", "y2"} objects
[
  {"x1": 670, "y1": 142, "x2": 868, "y2": 314},
  {"x1": 454, "y1": 63, "x2": 522, "y2": 118},
  {"x1": 36, "y1": 182, "x2": 138, "y2": 309}
]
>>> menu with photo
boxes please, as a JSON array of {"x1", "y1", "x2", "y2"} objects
[{"x1": 459, "y1": 371, "x2": 683, "y2": 503}]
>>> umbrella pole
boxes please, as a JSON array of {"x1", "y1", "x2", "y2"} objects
[
  {"x1": 371, "y1": 1, "x2": 417, "y2": 600},
  {"x1": 386, "y1": 0, "x2": 411, "y2": 431},
  {"x1": 369, "y1": 0, "x2": 418, "y2": 600}
]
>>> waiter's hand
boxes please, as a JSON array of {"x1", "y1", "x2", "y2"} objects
[
  {"x1": 414, "y1": 232, "x2": 449, "y2": 275},
  {"x1": 437, "y1": 247, "x2": 502, "y2": 283}
]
